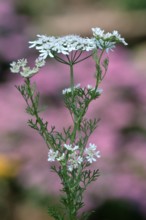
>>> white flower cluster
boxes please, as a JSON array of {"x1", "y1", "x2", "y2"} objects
[
  {"x1": 87, "y1": 85, "x2": 103, "y2": 94},
  {"x1": 85, "y1": 143, "x2": 101, "y2": 163},
  {"x1": 48, "y1": 143, "x2": 100, "y2": 171},
  {"x1": 92, "y1": 27, "x2": 128, "y2": 53},
  {"x1": 62, "y1": 84, "x2": 80, "y2": 95},
  {"x1": 28, "y1": 27, "x2": 127, "y2": 59},
  {"x1": 29, "y1": 35, "x2": 95, "y2": 59},
  {"x1": 62, "y1": 84, "x2": 103, "y2": 96},
  {"x1": 67, "y1": 152, "x2": 83, "y2": 171},
  {"x1": 64, "y1": 144, "x2": 79, "y2": 151},
  {"x1": 10, "y1": 58, "x2": 45, "y2": 78},
  {"x1": 10, "y1": 27, "x2": 127, "y2": 77},
  {"x1": 47, "y1": 149, "x2": 59, "y2": 162}
]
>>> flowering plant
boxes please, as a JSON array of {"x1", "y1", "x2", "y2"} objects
[{"x1": 10, "y1": 27, "x2": 127, "y2": 220}]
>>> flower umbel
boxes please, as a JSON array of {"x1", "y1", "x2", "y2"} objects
[
  {"x1": 29, "y1": 35, "x2": 96, "y2": 59},
  {"x1": 92, "y1": 27, "x2": 128, "y2": 52},
  {"x1": 10, "y1": 57, "x2": 45, "y2": 78}
]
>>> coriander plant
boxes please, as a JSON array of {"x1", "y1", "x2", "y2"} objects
[{"x1": 10, "y1": 27, "x2": 127, "y2": 220}]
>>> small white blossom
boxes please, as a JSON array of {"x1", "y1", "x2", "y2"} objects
[
  {"x1": 64, "y1": 144, "x2": 79, "y2": 152},
  {"x1": 48, "y1": 149, "x2": 58, "y2": 162},
  {"x1": 92, "y1": 27, "x2": 104, "y2": 38},
  {"x1": 103, "y1": 32, "x2": 112, "y2": 39},
  {"x1": 92, "y1": 27, "x2": 128, "y2": 52},
  {"x1": 62, "y1": 87, "x2": 72, "y2": 95},
  {"x1": 87, "y1": 84, "x2": 94, "y2": 90},
  {"x1": 10, "y1": 59, "x2": 27, "y2": 73},
  {"x1": 112, "y1": 30, "x2": 128, "y2": 46},
  {"x1": 62, "y1": 84, "x2": 81, "y2": 95},
  {"x1": 17, "y1": 58, "x2": 28, "y2": 67},
  {"x1": 57, "y1": 153, "x2": 65, "y2": 161},
  {"x1": 96, "y1": 88, "x2": 103, "y2": 94},
  {"x1": 10, "y1": 61, "x2": 20, "y2": 73},
  {"x1": 85, "y1": 143, "x2": 100, "y2": 163},
  {"x1": 95, "y1": 39, "x2": 116, "y2": 53},
  {"x1": 35, "y1": 57, "x2": 46, "y2": 68},
  {"x1": 20, "y1": 66, "x2": 39, "y2": 78},
  {"x1": 87, "y1": 85, "x2": 103, "y2": 95},
  {"x1": 67, "y1": 152, "x2": 83, "y2": 171}
]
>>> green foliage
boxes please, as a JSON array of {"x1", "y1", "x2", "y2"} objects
[
  {"x1": 48, "y1": 206, "x2": 64, "y2": 220},
  {"x1": 16, "y1": 77, "x2": 101, "y2": 220},
  {"x1": 15, "y1": 48, "x2": 108, "y2": 220}
]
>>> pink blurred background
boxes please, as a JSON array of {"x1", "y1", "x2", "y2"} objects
[{"x1": 0, "y1": 0, "x2": 146, "y2": 219}]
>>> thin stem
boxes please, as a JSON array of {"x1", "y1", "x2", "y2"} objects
[
  {"x1": 101, "y1": 68, "x2": 108, "y2": 81},
  {"x1": 73, "y1": 51, "x2": 82, "y2": 63},
  {"x1": 66, "y1": 55, "x2": 71, "y2": 63},
  {"x1": 95, "y1": 49, "x2": 105, "y2": 89},
  {"x1": 25, "y1": 78, "x2": 54, "y2": 149},
  {"x1": 69, "y1": 63, "x2": 77, "y2": 144},
  {"x1": 98, "y1": 49, "x2": 105, "y2": 66},
  {"x1": 72, "y1": 51, "x2": 78, "y2": 62},
  {"x1": 74, "y1": 52, "x2": 94, "y2": 64},
  {"x1": 70, "y1": 64, "x2": 74, "y2": 95},
  {"x1": 54, "y1": 55, "x2": 70, "y2": 65}
]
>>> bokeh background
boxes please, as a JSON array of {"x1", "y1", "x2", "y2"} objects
[{"x1": 0, "y1": 0, "x2": 146, "y2": 219}]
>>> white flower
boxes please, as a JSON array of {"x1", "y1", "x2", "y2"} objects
[
  {"x1": 64, "y1": 144, "x2": 72, "y2": 150},
  {"x1": 85, "y1": 143, "x2": 100, "y2": 163},
  {"x1": 96, "y1": 88, "x2": 103, "y2": 94},
  {"x1": 95, "y1": 39, "x2": 116, "y2": 53},
  {"x1": 48, "y1": 149, "x2": 58, "y2": 162},
  {"x1": 64, "y1": 144, "x2": 79, "y2": 152},
  {"x1": 62, "y1": 87, "x2": 72, "y2": 95},
  {"x1": 92, "y1": 27, "x2": 128, "y2": 52},
  {"x1": 10, "y1": 61, "x2": 20, "y2": 73},
  {"x1": 87, "y1": 85, "x2": 103, "y2": 95},
  {"x1": 28, "y1": 28, "x2": 127, "y2": 58},
  {"x1": 67, "y1": 152, "x2": 83, "y2": 171},
  {"x1": 112, "y1": 30, "x2": 128, "y2": 46},
  {"x1": 92, "y1": 27, "x2": 104, "y2": 38},
  {"x1": 87, "y1": 84, "x2": 94, "y2": 90},
  {"x1": 17, "y1": 59, "x2": 28, "y2": 67},
  {"x1": 62, "y1": 84, "x2": 81, "y2": 95},
  {"x1": 29, "y1": 35, "x2": 96, "y2": 58},
  {"x1": 35, "y1": 57, "x2": 46, "y2": 68},
  {"x1": 10, "y1": 59, "x2": 27, "y2": 73},
  {"x1": 57, "y1": 153, "x2": 65, "y2": 161},
  {"x1": 103, "y1": 32, "x2": 112, "y2": 39},
  {"x1": 10, "y1": 57, "x2": 45, "y2": 78},
  {"x1": 20, "y1": 66, "x2": 39, "y2": 78}
]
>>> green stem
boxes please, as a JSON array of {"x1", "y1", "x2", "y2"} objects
[
  {"x1": 68, "y1": 63, "x2": 77, "y2": 144},
  {"x1": 70, "y1": 64, "x2": 74, "y2": 95},
  {"x1": 25, "y1": 78, "x2": 54, "y2": 148},
  {"x1": 95, "y1": 49, "x2": 105, "y2": 90},
  {"x1": 74, "y1": 52, "x2": 94, "y2": 64}
]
